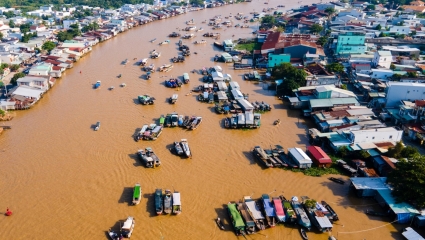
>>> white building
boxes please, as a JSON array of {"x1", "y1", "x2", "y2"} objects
[
  {"x1": 348, "y1": 127, "x2": 403, "y2": 144},
  {"x1": 389, "y1": 26, "x2": 412, "y2": 34},
  {"x1": 373, "y1": 51, "x2": 392, "y2": 69},
  {"x1": 16, "y1": 76, "x2": 50, "y2": 92},
  {"x1": 385, "y1": 82, "x2": 425, "y2": 107},
  {"x1": 338, "y1": 9, "x2": 366, "y2": 19},
  {"x1": 63, "y1": 19, "x2": 79, "y2": 29},
  {"x1": 370, "y1": 69, "x2": 393, "y2": 80}
]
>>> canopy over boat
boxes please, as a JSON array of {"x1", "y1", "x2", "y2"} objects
[
  {"x1": 262, "y1": 196, "x2": 276, "y2": 217},
  {"x1": 316, "y1": 216, "x2": 333, "y2": 228},
  {"x1": 245, "y1": 201, "x2": 265, "y2": 220},
  {"x1": 183, "y1": 73, "x2": 189, "y2": 80},
  {"x1": 173, "y1": 193, "x2": 181, "y2": 205},
  {"x1": 228, "y1": 203, "x2": 245, "y2": 228},
  {"x1": 133, "y1": 184, "x2": 141, "y2": 199},
  {"x1": 122, "y1": 217, "x2": 134, "y2": 230},
  {"x1": 273, "y1": 199, "x2": 285, "y2": 217}
]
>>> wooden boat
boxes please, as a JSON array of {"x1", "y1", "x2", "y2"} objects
[
  {"x1": 138, "y1": 149, "x2": 155, "y2": 168},
  {"x1": 171, "y1": 113, "x2": 179, "y2": 127},
  {"x1": 165, "y1": 114, "x2": 172, "y2": 127},
  {"x1": 194, "y1": 40, "x2": 207, "y2": 44},
  {"x1": 281, "y1": 196, "x2": 297, "y2": 224},
  {"x1": 190, "y1": 117, "x2": 202, "y2": 130},
  {"x1": 172, "y1": 191, "x2": 181, "y2": 215},
  {"x1": 138, "y1": 95, "x2": 155, "y2": 105},
  {"x1": 243, "y1": 196, "x2": 266, "y2": 230},
  {"x1": 224, "y1": 117, "x2": 230, "y2": 128},
  {"x1": 174, "y1": 141, "x2": 184, "y2": 155},
  {"x1": 155, "y1": 189, "x2": 163, "y2": 215},
  {"x1": 321, "y1": 201, "x2": 339, "y2": 221},
  {"x1": 121, "y1": 83, "x2": 126, "y2": 87},
  {"x1": 291, "y1": 197, "x2": 311, "y2": 231},
  {"x1": 139, "y1": 58, "x2": 148, "y2": 66},
  {"x1": 328, "y1": 177, "x2": 345, "y2": 184},
  {"x1": 148, "y1": 126, "x2": 163, "y2": 141},
  {"x1": 260, "y1": 194, "x2": 276, "y2": 227},
  {"x1": 264, "y1": 148, "x2": 283, "y2": 168},
  {"x1": 183, "y1": 73, "x2": 190, "y2": 83},
  {"x1": 185, "y1": 116, "x2": 196, "y2": 128},
  {"x1": 182, "y1": 116, "x2": 191, "y2": 127},
  {"x1": 150, "y1": 38, "x2": 157, "y2": 43},
  {"x1": 151, "y1": 51, "x2": 161, "y2": 59},
  {"x1": 146, "y1": 147, "x2": 161, "y2": 166},
  {"x1": 365, "y1": 209, "x2": 389, "y2": 217},
  {"x1": 122, "y1": 59, "x2": 128, "y2": 65},
  {"x1": 274, "y1": 119, "x2": 281, "y2": 125},
  {"x1": 272, "y1": 197, "x2": 286, "y2": 223},
  {"x1": 163, "y1": 189, "x2": 172, "y2": 214},
  {"x1": 109, "y1": 86, "x2": 114, "y2": 90},
  {"x1": 94, "y1": 121, "x2": 100, "y2": 131},
  {"x1": 302, "y1": 196, "x2": 332, "y2": 232},
  {"x1": 117, "y1": 74, "x2": 122, "y2": 78},
  {"x1": 169, "y1": 94, "x2": 178, "y2": 104},
  {"x1": 178, "y1": 115, "x2": 184, "y2": 127},
  {"x1": 216, "y1": 218, "x2": 225, "y2": 230},
  {"x1": 146, "y1": 71, "x2": 151, "y2": 80},
  {"x1": 135, "y1": 125, "x2": 148, "y2": 141},
  {"x1": 108, "y1": 229, "x2": 120, "y2": 240},
  {"x1": 121, "y1": 216, "x2": 135, "y2": 238},
  {"x1": 252, "y1": 146, "x2": 273, "y2": 168},
  {"x1": 227, "y1": 202, "x2": 246, "y2": 236},
  {"x1": 143, "y1": 64, "x2": 155, "y2": 72},
  {"x1": 214, "y1": 41, "x2": 223, "y2": 48},
  {"x1": 94, "y1": 80, "x2": 101, "y2": 89},
  {"x1": 159, "y1": 39, "x2": 170, "y2": 45},
  {"x1": 237, "y1": 202, "x2": 256, "y2": 234},
  {"x1": 168, "y1": 32, "x2": 180, "y2": 37},
  {"x1": 132, "y1": 183, "x2": 142, "y2": 205},
  {"x1": 5, "y1": 208, "x2": 12, "y2": 216},
  {"x1": 180, "y1": 139, "x2": 191, "y2": 158},
  {"x1": 300, "y1": 228, "x2": 308, "y2": 240}
]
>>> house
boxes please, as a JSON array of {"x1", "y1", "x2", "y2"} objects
[
  {"x1": 237, "y1": 99, "x2": 254, "y2": 112},
  {"x1": 231, "y1": 89, "x2": 244, "y2": 100},
  {"x1": 268, "y1": 53, "x2": 290, "y2": 69},
  {"x1": 371, "y1": 155, "x2": 396, "y2": 177},
  {"x1": 260, "y1": 32, "x2": 281, "y2": 54},
  {"x1": 402, "y1": 0, "x2": 425, "y2": 13},
  {"x1": 221, "y1": 52, "x2": 233, "y2": 63},
  {"x1": 374, "y1": 189, "x2": 419, "y2": 224},
  {"x1": 222, "y1": 39, "x2": 234, "y2": 52},
  {"x1": 63, "y1": 19, "x2": 79, "y2": 29},
  {"x1": 276, "y1": 39, "x2": 324, "y2": 59},
  {"x1": 288, "y1": 148, "x2": 312, "y2": 169},
  {"x1": 10, "y1": 85, "x2": 45, "y2": 102},
  {"x1": 348, "y1": 127, "x2": 403, "y2": 145},
  {"x1": 370, "y1": 69, "x2": 393, "y2": 80},
  {"x1": 350, "y1": 177, "x2": 389, "y2": 197},
  {"x1": 306, "y1": 146, "x2": 332, "y2": 167},
  {"x1": 385, "y1": 82, "x2": 425, "y2": 107},
  {"x1": 335, "y1": 32, "x2": 366, "y2": 55},
  {"x1": 303, "y1": 53, "x2": 322, "y2": 65},
  {"x1": 228, "y1": 81, "x2": 240, "y2": 91},
  {"x1": 28, "y1": 63, "x2": 52, "y2": 76},
  {"x1": 305, "y1": 75, "x2": 340, "y2": 86},
  {"x1": 338, "y1": 9, "x2": 366, "y2": 19},
  {"x1": 16, "y1": 76, "x2": 50, "y2": 92}
]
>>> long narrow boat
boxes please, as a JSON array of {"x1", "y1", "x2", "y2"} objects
[
  {"x1": 180, "y1": 139, "x2": 191, "y2": 158},
  {"x1": 132, "y1": 183, "x2": 142, "y2": 205},
  {"x1": 260, "y1": 194, "x2": 276, "y2": 227},
  {"x1": 252, "y1": 146, "x2": 273, "y2": 168},
  {"x1": 291, "y1": 197, "x2": 311, "y2": 231},
  {"x1": 281, "y1": 196, "x2": 297, "y2": 224},
  {"x1": 155, "y1": 189, "x2": 163, "y2": 215},
  {"x1": 227, "y1": 202, "x2": 246, "y2": 236},
  {"x1": 163, "y1": 189, "x2": 172, "y2": 214},
  {"x1": 145, "y1": 147, "x2": 161, "y2": 167},
  {"x1": 302, "y1": 196, "x2": 333, "y2": 232},
  {"x1": 174, "y1": 141, "x2": 184, "y2": 155},
  {"x1": 172, "y1": 191, "x2": 182, "y2": 215},
  {"x1": 272, "y1": 197, "x2": 286, "y2": 223},
  {"x1": 237, "y1": 202, "x2": 256, "y2": 234},
  {"x1": 321, "y1": 201, "x2": 339, "y2": 221},
  {"x1": 190, "y1": 117, "x2": 202, "y2": 130},
  {"x1": 243, "y1": 196, "x2": 266, "y2": 230}
]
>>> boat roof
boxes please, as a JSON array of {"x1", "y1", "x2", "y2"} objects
[
  {"x1": 146, "y1": 157, "x2": 154, "y2": 162},
  {"x1": 152, "y1": 126, "x2": 162, "y2": 133},
  {"x1": 133, "y1": 185, "x2": 141, "y2": 197},
  {"x1": 227, "y1": 203, "x2": 246, "y2": 228},
  {"x1": 273, "y1": 199, "x2": 285, "y2": 216},
  {"x1": 183, "y1": 73, "x2": 189, "y2": 78},
  {"x1": 315, "y1": 216, "x2": 333, "y2": 228},
  {"x1": 173, "y1": 192, "x2": 181, "y2": 205},
  {"x1": 245, "y1": 201, "x2": 265, "y2": 219},
  {"x1": 263, "y1": 198, "x2": 276, "y2": 217},
  {"x1": 122, "y1": 217, "x2": 134, "y2": 230}
]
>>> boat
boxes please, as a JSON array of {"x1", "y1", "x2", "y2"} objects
[
  {"x1": 146, "y1": 71, "x2": 151, "y2": 80},
  {"x1": 121, "y1": 216, "x2": 135, "y2": 238},
  {"x1": 122, "y1": 59, "x2": 128, "y2": 65},
  {"x1": 215, "y1": 104, "x2": 224, "y2": 114},
  {"x1": 155, "y1": 189, "x2": 163, "y2": 215},
  {"x1": 274, "y1": 119, "x2": 281, "y2": 125},
  {"x1": 185, "y1": 116, "x2": 196, "y2": 128},
  {"x1": 300, "y1": 228, "x2": 308, "y2": 240},
  {"x1": 171, "y1": 113, "x2": 179, "y2": 127},
  {"x1": 264, "y1": 147, "x2": 284, "y2": 168},
  {"x1": 5, "y1": 208, "x2": 12, "y2": 216},
  {"x1": 178, "y1": 115, "x2": 184, "y2": 126},
  {"x1": 190, "y1": 117, "x2": 202, "y2": 130},
  {"x1": 194, "y1": 40, "x2": 207, "y2": 44},
  {"x1": 183, "y1": 73, "x2": 190, "y2": 83},
  {"x1": 302, "y1": 196, "x2": 332, "y2": 232},
  {"x1": 159, "y1": 64, "x2": 174, "y2": 73},
  {"x1": 186, "y1": 19, "x2": 195, "y2": 25},
  {"x1": 272, "y1": 197, "x2": 286, "y2": 223},
  {"x1": 182, "y1": 116, "x2": 191, "y2": 127},
  {"x1": 159, "y1": 40, "x2": 170, "y2": 45},
  {"x1": 108, "y1": 229, "x2": 120, "y2": 240},
  {"x1": 144, "y1": 64, "x2": 155, "y2": 72},
  {"x1": 172, "y1": 191, "x2": 182, "y2": 215},
  {"x1": 214, "y1": 42, "x2": 223, "y2": 48},
  {"x1": 224, "y1": 117, "x2": 230, "y2": 128},
  {"x1": 291, "y1": 196, "x2": 311, "y2": 231},
  {"x1": 260, "y1": 194, "x2": 276, "y2": 227},
  {"x1": 148, "y1": 126, "x2": 163, "y2": 140},
  {"x1": 151, "y1": 51, "x2": 161, "y2": 59},
  {"x1": 138, "y1": 149, "x2": 155, "y2": 167},
  {"x1": 121, "y1": 83, "x2": 126, "y2": 87},
  {"x1": 182, "y1": 33, "x2": 195, "y2": 39},
  {"x1": 252, "y1": 146, "x2": 273, "y2": 168},
  {"x1": 135, "y1": 125, "x2": 148, "y2": 141},
  {"x1": 216, "y1": 218, "x2": 225, "y2": 230},
  {"x1": 180, "y1": 139, "x2": 191, "y2": 158},
  {"x1": 169, "y1": 94, "x2": 178, "y2": 104},
  {"x1": 227, "y1": 202, "x2": 246, "y2": 236},
  {"x1": 109, "y1": 86, "x2": 114, "y2": 90},
  {"x1": 159, "y1": 115, "x2": 165, "y2": 126},
  {"x1": 146, "y1": 147, "x2": 161, "y2": 166},
  {"x1": 94, "y1": 121, "x2": 100, "y2": 131},
  {"x1": 117, "y1": 74, "x2": 122, "y2": 78},
  {"x1": 163, "y1": 189, "x2": 173, "y2": 214},
  {"x1": 185, "y1": 26, "x2": 197, "y2": 31},
  {"x1": 328, "y1": 177, "x2": 345, "y2": 184},
  {"x1": 237, "y1": 202, "x2": 256, "y2": 234},
  {"x1": 281, "y1": 196, "x2": 297, "y2": 224},
  {"x1": 165, "y1": 114, "x2": 172, "y2": 127},
  {"x1": 150, "y1": 38, "x2": 157, "y2": 43},
  {"x1": 174, "y1": 141, "x2": 184, "y2": 155},
  {"x1": 138, "y1": 95, "x2": 155, "y2": 105},
  {"x1": 169, "y1": 32, "x2": 181, "y2": 37},
  {"x1": 139, "y1": 58, "x2": 148, "y2": 66},
  {"x1": 243, "y1": 196, "x2": 266, "y2": 230},
  {"x1": 94, "y1": 80, "x2": 101, "y2": 89},
  {"x1": 365, "y1": 209, "x2": 389, "y2": 217},
  {"x1": 321, "y1": 201, "x2": 339, "y2": 221},
  {"x1": 132, "y1": 183, "x2": 142, "y2": 205}
]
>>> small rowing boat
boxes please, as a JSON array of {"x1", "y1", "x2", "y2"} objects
[
  {"x1": 216, "y1": 217, "x2": 225, "y2": 230},
  {"x1": 328, "y1": 177, "x2": 345, "y2": 184},
  {"x1": 300, "y1": 228, "x2": 308, "y2": 240}
]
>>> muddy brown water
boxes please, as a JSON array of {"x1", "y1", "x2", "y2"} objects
[{"x1": 0, "y1": 1, "x2": 406, "y2": 239}]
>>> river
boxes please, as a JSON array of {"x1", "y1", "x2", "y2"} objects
[{"x1": 0, "y1": 0, "x2": 405, "y2": 239}]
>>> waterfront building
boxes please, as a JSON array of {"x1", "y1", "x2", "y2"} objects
[{"x1": 335, "y1": 32, "x2": 366, "y2": 55}]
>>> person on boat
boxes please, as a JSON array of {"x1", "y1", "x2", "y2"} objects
[{"x1": 6, "y1": 207, "x2": 12, "y2": 216}]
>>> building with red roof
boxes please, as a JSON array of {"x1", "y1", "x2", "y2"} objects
[{"x1": 307, "y1": 146, "x2": 332, "y2": 167}]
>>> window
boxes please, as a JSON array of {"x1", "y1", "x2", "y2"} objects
[
  {"x1": 348, "y1": 38, "x2": 350, "y2": 40},
  {"x1": 372, "y1": 137, "x2": 375, "y2": 139},
  {"x1": 389, "y1": 135, "x2": 392, "y2": 139},
  {"x1": 407, "y1": 91, "x2": 410, "y2": 93}
]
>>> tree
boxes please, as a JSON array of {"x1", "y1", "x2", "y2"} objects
[
  {"x1": 10, "y1": 72, "x2": 25, "y2": 85},
  {"x1": 273, "y1": 63, "x2": 307, "y2": 96},
  {"x1": 261, "y1": 15, "x2": 276, "y2": 26},
  {"x1": 379, "y1": 32, "x2": 388, "y2": 37},
  {"x1": 190, "y1": 0, "x2": 204, "y2": 6},
  {"x1": 387, "y1": 141, "x2": 405, "y2": 158},
  {"x1": 310, "y1": 24, "x2": 323, "y2": 34},
  {"x1": 1, "y1": 63, "x2": 8, "y2": 69},
  {"x1": 387, "y1": 155, "x2": 425, "y2": 208},
  {"x1": 390, "y1": 63, "x2": 396, "y2": 70},
  {"x1": 276, "y1": 26, "x2": 284, "y2": 33},
  {"x1": 19, "y1": 23, "x2": 31, "y2": 34},
  {"x1": 326, "y1": 63, "x2": 344, "y2": 73},
  {"x1": 341, "y1": 84, "x2": 347, "y2": 90},
  {"x1": 42, "y1": 41, "x2": 56, "y2": 52},
  {"x1": 375, "y1": 24, "x2": 382, "y2": 30},
  {"x1": 0, "y1": 32, "x2": 3, "y2": 40},
  {"x1": 407, "y1": 71, "x2": 418, "y2": 78},
  {"x1": 365, "y1": 4, "x2": 376, "y2": 10},
  {"x1": 10, "y1": 64, "x2": 19, "y2": 72},
  {"x1": 21, "y1": 33, "x2": 33, "y2": 43},
  {"x1": 3, "y1": 11, "x2": 14, "y2": 19},
  {"x1": 8, "y1": 20, "x2": 15, "y2": 28},
  {"x1": 400, "y1": 146, "x2": 420, "y2": 158},
  {"x1": 316, "y1": 36, "x2": 328, "y2": 46},
  {"x1": 324, "y1": 7, "x2": 336, "y2": 16},
  {"x1": 338, "y1": 146, "x2": 348, "y2": 157}
]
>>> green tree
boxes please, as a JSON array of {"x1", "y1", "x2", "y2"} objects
[
  {"x1": 19, "y1": 23, "x2": 31, "y2": 34},
  {"x1": 387, "y1": 141, "x2": 404, "y2": 158},
  {"x1": 304, "y1": 199, "x2": 317, "y2": 208},
  {"x1": 42, "y1": 41, "x2": 56, "y2": 52},
  {"x1": 57, "y1": 31, "x2": 73, "y2": 42},
  {"x1": 390, "y1": 63, "x2": 396, "y2": 70},
  {"x1": 401, "y1": 146, "x2": 420, "y2": 158},
  {"x1": 190, "y1": 0, "x2": 204, "y2": 5},
  {"x1": 0, "y1": 32, "x2": 3, "y2": 39},
  {"x1": 261, "y1": 15, "x2": 276, "y2": 26},
  {"x1": 8, "y1": 20, "x2": 15, "y2": 28},
  {"x1": 324, "y1": 7, "x2": 336, "y2": 16},
  {"x1": 375, "y1": 24, "x2": 382, "y2": 30},
  {"x1": 310, "y1": 23, "x2": 323, "y2": 34},
  {"x1": 341, "y1": 84, "x2": 347, "y2": 90},
  {"x1": 273, "y1": 63, "x2": 307, "y2": 96},
  {"x1": 365, "y1": 4, "x2": 376, "y2": 10},
  {"x1": 1, "y1": 63, "x2": 9, "y2": 69},
  {"x1": 387, "y1": 155, "x2": 425, "y2": 208},
  {"x1": 10, "y1": 72, "x2": 25, "y2": 85},
  {"x1": 316, "y1": 36, "x2": 328, "y2": 46},
  {"x1": 407, "y1": 71, "x2": 418, "y2": 78},
  {"x1": 276, "y1": 26, "x2": 284, "y2": 33},
  {"x1": 21, "y1": 33, "x2": 33, "y2": 43},
  {"x1": 379, "y1": 32, "x2": 388, "y2": 37},
  {"x1": 326, "y1": 63, "x2": 344, "y2": 73},
  {"x1": 3, "y1": 11, "x2": 14, "y2": 18},
  {"x1": 10, "y1": 64, "x2": 19, "y2": 71},
  {"x1": 338, "y1": 146, "x2": 349, "y2": 157}
]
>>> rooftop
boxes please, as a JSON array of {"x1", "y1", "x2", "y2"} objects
[{"x1": 350, "y1": 177, "x2": 389, "y2": 190}]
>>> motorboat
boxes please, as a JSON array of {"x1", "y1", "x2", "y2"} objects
[
  {"x1": 216, "y1": 218, "x2": 225, "y2": 230},
  {"x1": 121, "y1": 216, "x2": 135, "y2": 238},
  {"x1": 94, "y1": 122, "x2": 100, "y2": 131},
  {"x1": 172, "y1": 191, "x2": 182, "y2": 215},
  {"x1": 180, "y1": 139, "x2": 191, "y2": 158},
  {"x1": 108, "y1": 229, "x2": 120, "y2": 240},
  {"x1": 94, "y1": 81, "x2": 101, "y2": 89},
  {"x1": 132, "y1": 183, "x2": 142, "y2": 205},
  {"x1": 169, "y1": 94, "x2": 178, "y2": 104},
  {"x1": 174, "y1": 141, "x2": 184, "y2": 155},
  {"x1": 155, "y1": 189, "x2": 163, "y2": 215},
  {"x1": 163, "y1": 189, "x2": 172, "y2": 214}
]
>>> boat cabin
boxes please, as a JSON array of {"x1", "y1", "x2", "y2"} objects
[
  {"x1": 288, "y1": 148, "x2": 312, "y2": 169},
  {"x1": 216, "y1": 91, "x2": 228, "y2": 103},
  {"x1": 183, "y1": 73, "x2": 189, "y2": 82},
  {"x1": 229, "y1": 81, "x2": 240, "y2": 91},
  {"x1": 237, "y1": 99, "x2": 254, "y2": 112},
  {"x1": 307, "y1": 146, "x2": 332, "y2": 168}
]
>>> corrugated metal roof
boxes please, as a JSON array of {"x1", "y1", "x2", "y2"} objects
[
  {"x1": 288, "y1": 148, "x2": 312, "y2": 164},
  {"x1": 310, "y1": 98, "x2": 359, "y2": 108},
  {"x1": 376, "y1": 189, "x2": 419, "y2": 214},
  {"x1": 307, "y1": 146, "x2": 331, "y2": 163}
]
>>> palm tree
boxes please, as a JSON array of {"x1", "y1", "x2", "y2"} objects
[{"x1": 324, "y1": 7, "x2": 336, "y2": 18}]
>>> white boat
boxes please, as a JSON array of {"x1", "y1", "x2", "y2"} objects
[
  {"x1": 94, "y1": 122, "x2": 100, "y2": 131},
  {"x1": 194, "y1": 40, "x2": 207, "y2": 44},
  {"x1": 108, "y1": 229, "x2": 120, "y2": 240},
  {"x1": 180, "y1": 139, "x2": 191, "y2": 158},
  {"x1": 121, "y1": 216, "x2": 135, "y2": 238},
  {"x1": 172, "y1": 191, "x2": 182, "y2": 215},
  {"x1": 121, "y1": 83, "x2": 126, "y2": 87}
]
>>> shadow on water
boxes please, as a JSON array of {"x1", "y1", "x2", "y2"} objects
[
  {"x1": 242, "y1": 151, "x2": 268, "y2": 169},
  {"x1": 143, "y1": 193, "x2": 157, "y2": 217},
  {"x1": 90, "y1": 124, "x2": 97, "y2": 130},
  {"x1": 118, "y1": 187, "x2": 133, "y2": 205},
  {"x1": 214, "y1": 206, "x2": 232, "y2": 232},
  {"x1": 132, "y1": 98, "x2": 140, "y2": 105},
  {"x1": 132, "y1": 128, "x2": 141, "y2": 141},
  {"x1": 107, "y1": 219, "x2": 125, "y2": 234},
  {"x1": 128, "y1": 153, "x2": 142, "y2": 167}
]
